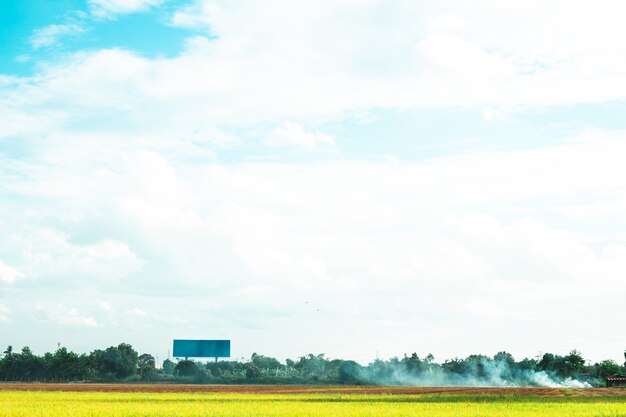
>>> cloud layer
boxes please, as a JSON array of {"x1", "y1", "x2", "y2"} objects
[
  {"x1": 1, "y1": 0, "x2": 626, "y2": 363},
  {"x1": 3, "y1": 132, "x2": 626, "y2": 361},
  {"x1": 88, "y1": 0, "x2": 164, "y2": 18}
]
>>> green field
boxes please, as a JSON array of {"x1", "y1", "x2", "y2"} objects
[{"x1": 2, "y1": 391, "x2": 626, "y2": 417}]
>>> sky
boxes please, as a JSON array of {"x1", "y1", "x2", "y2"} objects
[{"x1": 1, "y1": 0, "x2": 626, "y2": 365}]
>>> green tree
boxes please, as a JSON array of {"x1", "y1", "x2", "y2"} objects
[
  {"x1": 295, "y1": 354, "x2": 328, "y2": 380},
  {"x1": 563, "y1": 350, "x2": 585, "y2": 378},
  {"x1": 137, "y1": 354, "x2": 156, "y2": 380},
  {"x1": 441, "y1": 357, "x2": 469, "y2": 375},
  {"x1": 175, "y1": 360, "x2": 198, "y2": 377},
  {"x1": 594, "y1": 360, "x2": 621, "y2": 378},
  {"x1": 44, "y1": 347, "x2": 86, "y2": 381},
  {"x1": 494, "y1": 351, "x2": 515, "y2": 367},
  {"x1": 162, "y1": 358, "x2": 176, "y2": 375},
  {"x1": 403, "y1": 353, "x2": 425, "y2": 375},
  {"x1": 538, "y1": 353, "x2": 561, "y2": 374},
  {"x1": 93, "y1": 343, "x2": 138, "y2": 379},
  {"x1": 250, "y1": 353, "x2": 282, "y2": 370},
  {"x1": 0, "y1": 346, "x2": 16, "y2": 380},
  {"x1": 17, "y1": 346, "x2": 43, "y2": 381},
  {"x1": 245, "y1": 363, "x2": 261, "y2": 379},
  {"x1": 516, "y1": 357, "x2": 538, "y2": 372},
  {"x1": 538, "y1": 351, "x2": 585, "y2": 378},
  {"x1": 338, "y1": 360, "x2": 362, "y2": 384}
]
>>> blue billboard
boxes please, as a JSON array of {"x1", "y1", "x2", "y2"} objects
[{"x1": 173, "y1": 339, "x2": 230, "y2": 359}]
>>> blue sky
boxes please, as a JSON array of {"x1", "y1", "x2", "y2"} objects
[
  {"x1": 2, "y1": 0, "x2": 626, "y2": 365},
  {"x1": 0, "y1": 0, "x2": 198, "y2": 75}
]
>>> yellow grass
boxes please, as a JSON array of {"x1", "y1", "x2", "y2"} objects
[{"x1": 1, "y1": 391, "x2": 626, "y2": 417}]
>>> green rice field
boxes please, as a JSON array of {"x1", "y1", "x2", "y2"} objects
[{"x1": 2, "y1": 390, "x2": 626, "y2": 417}]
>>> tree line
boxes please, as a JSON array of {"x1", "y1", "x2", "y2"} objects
[{"x1": 1, "y1": 344, "x2": 624, "y2": 386}]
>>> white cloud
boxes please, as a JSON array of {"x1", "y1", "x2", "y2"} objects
[
  {"x1": 414, "y1": 33, "x2": 515, "y2": 82},
  {"x1": 3, "y1": 130, "x2": 626, "y2": 356},
  {"x1": 18, "y1": 232, "x2": 145, "y2": 285},
  {"x1": 30, "y1": 24, "x2": 84, "y2": 49},
  {"x1": 89, "y1": 0, "x2": 163, "y2": 18},
  {"x1": 264, "y1": 122, "x2": 336, "y2": 152},
  {"x1": 0, "y1": 133, "x2": 624, "y2": 361},
  {"x1": 129, "y1": 307, "x2": 147, "y2": 317},
  {"x1": 96, "y1": 301, "x2": 113, "y2": 312},
  {"x1": 0, "y1": 260, "x2": 21, "y2": 284},
  {"x1": 3, "y1": 0, "x2": 626, "y2": 142},
  {"x1": 171, "y1": 1, "x2": 222, "y2": 30},
  {"x1": 36, "y1": 304, "x2": 98, "y2": 327}
]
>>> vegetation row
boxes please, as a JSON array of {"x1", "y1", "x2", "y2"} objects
[{"x1": 0, "y1": 344, "x2": 624, "y2": 386}]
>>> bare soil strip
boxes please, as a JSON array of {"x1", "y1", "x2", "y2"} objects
[{"x1": 1, "y1": 383, "x2": 626, "y2": 396}]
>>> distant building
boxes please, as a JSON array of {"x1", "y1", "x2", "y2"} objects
[{"x1": 605, "y1": 375, "x2": 626, "y2": 387}]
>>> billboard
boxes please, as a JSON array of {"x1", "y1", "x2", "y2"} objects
[{"x1": 173, "y1": 339, "x2": 230, "y2": 359}]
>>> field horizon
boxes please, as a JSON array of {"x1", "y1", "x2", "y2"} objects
[{"x1": 3, "y1": 383, "x2": 626, "y2": 397}]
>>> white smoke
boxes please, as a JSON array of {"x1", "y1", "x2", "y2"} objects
[
  {"x1": 529, "y1": 372, "x2": 592, "y2": 388},
  {"x1": 356, "y1": 357, "x2": 593, "y2": 388}
]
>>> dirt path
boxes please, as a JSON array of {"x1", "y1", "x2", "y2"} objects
[{"x1": 2, "y1": 383, "x2": 626, "y2": 396}]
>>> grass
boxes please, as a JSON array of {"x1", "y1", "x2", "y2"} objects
[{"x1": 1, "y1": 391, "x2": 626, "y2": 417}]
